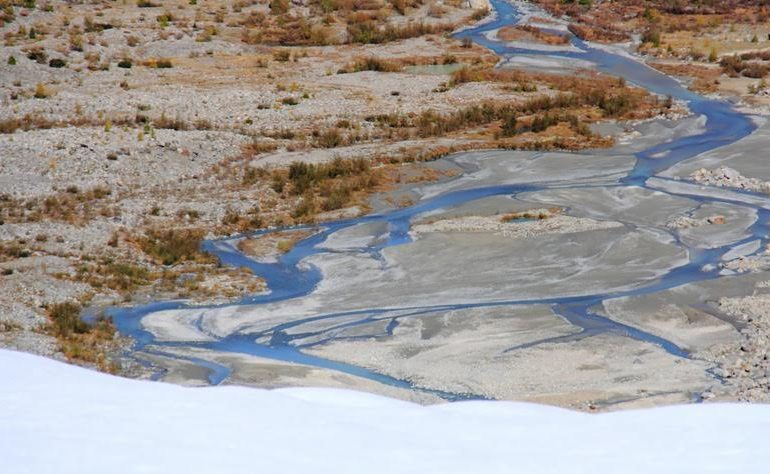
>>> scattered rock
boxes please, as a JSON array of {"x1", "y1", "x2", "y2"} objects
[
  {"x1": 691, "y1": 166, "x2": 770, "y2": 194},
  {"x1": 411, "y1": 212, "x2": 623, "y2": 238},
  {"x1": 666, "y1": 214, "x2": 726, "y2": 229},
  {"x1": 707, "y1": 215, "x2": 725, "y2": 225},
  {"x1": 721, "y1": 253, "x2": 770, "y2": 273},
  {"x1": 715, "y1": 292, "x2": 770, "y2": 402}
]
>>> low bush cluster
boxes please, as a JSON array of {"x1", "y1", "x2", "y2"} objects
[
  {"x1": 346, "y1": 20, "x2": 454, "y2": 44},
  {"x1": 47, "y1": 302, "x2": 88, "y2": 338},
  {"x1": 138, "y1": 228, "x2": 206, "y2": 265},
  {"x1": 0, "y1": 185, "x2": 115, "y2": 225},
  {"x1": 144, "y1": 58, "x2": 172, "y2": 68},
  {"x1": 339, "y1": 56, "x2": 401, "y2": 73},
  {"x1": 46, "y1": 302, "x2": 118, "y2": 372},
  {"x1": 568, "y1": 23, "x2": 629, "y2": 43},
  {"x1": 720, "y1": 54, "x2": 768, "y2": 78},
  {"x1": 74, "y1": 260, "x2": 151, "y2": 292},
  {"x1": 287, "y1": 157, "x2": 371, "y2": 194}
]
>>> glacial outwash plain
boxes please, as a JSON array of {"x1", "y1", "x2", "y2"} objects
[{"x1": 5, "y1": 0, "x2": 770, "y2": 413}]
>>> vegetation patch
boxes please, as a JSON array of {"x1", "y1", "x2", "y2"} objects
[
  {"x1": 339, "y1": 56, "x2": 402, "y2": 73},
  {"x1": 0, "y1": 186, "x2": 116, "y2": 225},
  {"x1": 237, "y1": 229, "x2": 315, "y2": 259},
  {"x1": 568, "y1": 23, "x2": 630, "y2": 43},
  {"x1": 45, "y1": 302, "x2": 119, "y2": 373},
  {"x1": 137, "y1": 228, "x2": 208, "y2": 266},
  {"x1": 497, "y1": 25, "x2": 570, "y2": 45},
  {"x1": 502, "y1": 207, "x2": 562, "y2": 222},
  {"x1": 73, "y1": 260, "x2": 151, "y2": 293}
]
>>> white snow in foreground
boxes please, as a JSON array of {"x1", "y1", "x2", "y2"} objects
[{"x1": 2, "y1": 349, "x2": 770, "y2": 474}]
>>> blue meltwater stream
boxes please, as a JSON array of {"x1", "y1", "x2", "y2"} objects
[{"x1": 106, "y1": 0, "x2": 763, "y2": 400}]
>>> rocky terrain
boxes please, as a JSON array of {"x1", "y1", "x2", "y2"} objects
[
  {"x1": 716, "y1": 292, "x2": 770, "y2": 402},
  {"x1": 690, "y1": 166, "x2": 770, "y2": 194}
]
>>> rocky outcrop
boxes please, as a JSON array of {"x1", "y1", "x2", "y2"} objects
[
  {"x1": 691, "y1": 166, "x2": 770, "y2": 194},
  {"x1": 721, "y1": 252, "x2": 770, "y2": 273},
  {"x1": 411, "y1": 212, "x2": 622, "y2": 239},
  {"x1": 666, "y1": 214, "x2": 726, "y2": 230}
]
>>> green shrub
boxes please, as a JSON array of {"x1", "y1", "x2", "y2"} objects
[
  {"x1": 323, "y1": 185, "x2": 352, "y2": 210},
  {"x1": 346, "y1": 56, "x2": 400, "y2": 72},
  {"x1": 139, "y1": 228, "x2": 204, "y2": 265},
  {"x1": 500, "y1": 113, "x2": 517, "y2": 137},
  {"x1": 346, "y1": 20, "x2": 454, "y2": 45},
  {"x1": 48, "y1": 302, "x2": 88, "y2": 338},
  {"x1": 34, "y1": 83, "x2": 48, "y2": 99},
  {"x1": 709, "y1": 47, "x2": 718, "y2": 63},
  {"x1": 273, "y1": 49, "x2": 291, "y2": 62},
  {"x1": 291, "y1": 192, "x2": 318, "y2": 218},
  {"x1": 317, "y1": 128, "x2": 343, "y2": 148},
  {"x1": 641, "y1": 28, "x2": 660, "y2": 47},
  {"x1": 287, "y1": 157, "x2": 369, "y2": 194},
  {"x1": 470, "y1": 7, "x2": 488, "y2": 21},
  {"x1": 26, "y1": 49, "x2": 47, "y2": 63},
  {"x1": 271, "y1": 173, "x2": 287, "y2": 193},
  {"x1": 269, "y1": 0, "x2": 289, "y2": 15},
  {"x1": 102, "y1": 263, "x2": 150, "y2": 290}
]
